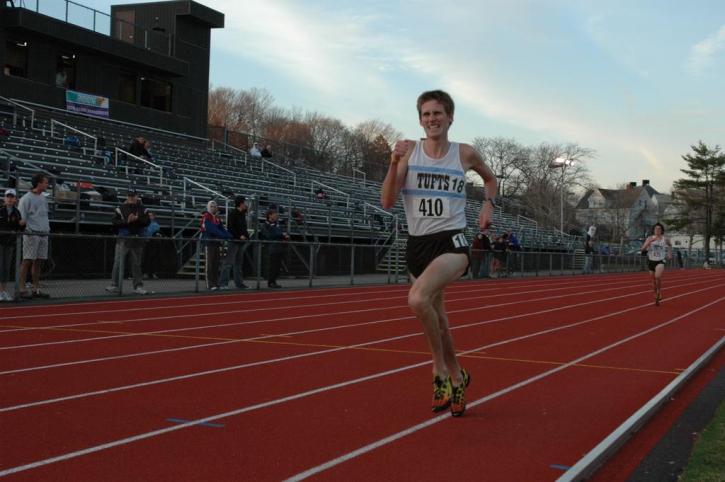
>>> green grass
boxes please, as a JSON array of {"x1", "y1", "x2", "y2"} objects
[{"x1": 679, "y1": 399, "x2": 725, "y2": 482}]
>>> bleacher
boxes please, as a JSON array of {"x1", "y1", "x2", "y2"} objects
[{"x1": 0, "y1": 98, "x2": 580, "y2": 253}]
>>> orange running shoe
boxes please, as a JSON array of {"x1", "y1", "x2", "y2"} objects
[
  {"x1": 450, "y1": 369, "x2": 471, "y2": 417},
  {"x1": 432, "y1": 375, "x2": 452, "y2": 413}
]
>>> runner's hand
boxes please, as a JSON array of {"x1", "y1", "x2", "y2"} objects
[
  {"x1": 391, "y1": 140, "x2": 411, "y2": 164},
  {"x1": 479, "y1": 202, "x2": 493, "y2": 230}
]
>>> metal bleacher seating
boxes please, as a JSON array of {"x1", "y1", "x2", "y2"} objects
[{"x1": 0, "y1": 98, "x2": 578, "y2": 253}]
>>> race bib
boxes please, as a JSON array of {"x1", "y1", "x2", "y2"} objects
[
  {"x1": 413, "y1": 197, "x2": 450, "y2": 219},
  {"x1": 451, "y1": 232, "x2": 468, "y2": 248}
]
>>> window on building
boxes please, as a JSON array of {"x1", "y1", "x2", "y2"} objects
[
  {"x1": 140, "y1": 77, "x2": 172, "y2": 112},
  {"x1": 118, "y1": 71, "x2": 137, "y2": 104},
  {"x1": 113, "y1": 9, "x2": 136, "y2": 45},
  {"x1": 55, "y1": 52, "x2": 77, "y2": 89},
  {"x1": 4, "y1": 39, "x2": 28, "y2": 78}
]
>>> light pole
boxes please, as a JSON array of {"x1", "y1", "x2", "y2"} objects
[{"x1": 548, "y1": 156, "x2": 574, "y2": 236}]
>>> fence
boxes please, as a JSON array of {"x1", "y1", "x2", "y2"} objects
[{"x1": 0, "y1": 232, "x2": 712, "y2": 302}]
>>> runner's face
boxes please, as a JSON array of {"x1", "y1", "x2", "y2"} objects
[
  {"x1": 654, "y1": 226, "x2": 663, "y2": 236},
  {"x1": 419, "y1": 100, "x2": 452, "y2": 138}
]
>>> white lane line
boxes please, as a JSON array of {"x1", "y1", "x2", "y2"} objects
[
  {"x1": 285, "y1": 296, "x2": 725, "y2": 481},
  {"x1": 2, "y1": 282, "x2": 720, "y2": 414},
  {"x1": 0, "y1": 274, "x2": 583, "y2": 320},
  {"x1": 0, "y1": 274, "x2": 647, "y2": 331},
  {"x1": 0, "y1": 274, "x2": 697, "y2": 351},
  {"x1": 2, "y1": 291, "x2": 721, "y2": 479},
  {"x1": 1, "y1": 276, "x2": 717, "y2": 377},
  {"x1": 0, "y1": 268, "x2": 708, "y2": 319},
  {"x1": 2, "y1": 268, "x2": 697, "y2": 323}
]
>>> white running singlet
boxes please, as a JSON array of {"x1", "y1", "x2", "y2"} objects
[
  {"x1": 647, "y1": 237, "x2": 667, "y2": 262},
  {"x1": 402, "y1": 141, "x2": 467, "y2": 236}
]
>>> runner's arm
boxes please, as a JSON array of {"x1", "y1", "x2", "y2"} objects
[
  {"x1": 461, "y1": 144, "x2": 497, "y2": 229},
  {"x1": 380, "y1": 140, "x2": 413, "y2": 210}
]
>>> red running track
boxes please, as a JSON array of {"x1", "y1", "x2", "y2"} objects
[{"x1": 0, "y1": 270, "x2": 724, "y2": 481}]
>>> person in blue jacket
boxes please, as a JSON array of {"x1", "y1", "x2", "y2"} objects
[{"x1": 201, "y1": 200, "x2": 232, "y2": 291}]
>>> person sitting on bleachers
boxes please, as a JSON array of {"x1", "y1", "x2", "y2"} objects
[
  {"x1": 315, "y1": 187, "x2": 328, "y2": 201},
  {"x1": 261, "y1": 144, "x2": 273, "y2": 158},
  {"x1": 129, "y1": 137, "x2": 151, "y2": 159},
  {"x1": 249, "y1": 143, "x2": 262, "y2": 159},
  {"x1": 128, "y1": 137, "x2": 152, "y2": 174}
]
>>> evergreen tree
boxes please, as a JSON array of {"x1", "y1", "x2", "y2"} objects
[{"x1": 672, "y1": 141, "x2": 725, "y2": 261}]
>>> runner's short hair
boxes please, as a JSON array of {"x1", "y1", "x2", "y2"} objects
[{"x1": 417, "y1": 90, "x2": 455, "y2": 119}]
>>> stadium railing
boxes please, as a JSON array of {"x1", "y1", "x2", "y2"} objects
[{"x1": 0, "y1": 232, "x2": 707, "y2": 302}]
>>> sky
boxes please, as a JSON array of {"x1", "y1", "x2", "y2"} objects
[{"x1": 44, "y1": 0, "x2": 725, "y2": 192}]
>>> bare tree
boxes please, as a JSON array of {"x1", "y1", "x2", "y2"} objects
[
  {"x1": 208, "y1": 86, "x2": 239, "y2": 128},
  {"x1": 305, "y1": 112, "x2": 349, "y2": 172},
  {"x1": 471, "y1": 137, "x2": 528, "y2": 200},
  {"x1": 521, "y1": 142, "x2": 594, "y2": 233},
  {"x1": 233, "y1": 87, "x2": 275, "y2": 139}
]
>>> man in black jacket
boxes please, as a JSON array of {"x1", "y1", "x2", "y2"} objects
[
  {"x1": 260, "y1": 208, "x2": 289, "y2": 288},
  {"x1": 106, "y1": 189, "x2": 150, "y2": 295},
  {"x1": 0, "y1": 188, "x2": 21, "y2": 301},
  {"x1": 219, "y1": 195, "x2": 250, "y2": 289}
]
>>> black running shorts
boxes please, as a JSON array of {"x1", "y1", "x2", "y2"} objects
[
  {"x1": 406, "y1": 229, "x2": 470, "y2": 278},
  {"x1": 647, "y1": 259, "x2": 665, "y2": 272}
]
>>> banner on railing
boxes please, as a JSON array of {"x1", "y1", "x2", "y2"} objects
[{"x1": 65, "y1": 90, "x2": 109, "y2": 118}]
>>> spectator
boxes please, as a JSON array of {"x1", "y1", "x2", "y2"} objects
[
  {"x1": 0, "y1": 188, "x2": 21, "y2": 301},
  {"x1": 261, "y1": 144, "x2": 273, "y2": 158},
  {"x1": 260, "y1": 208, "x2": 289, "y2": 289},
  {"x1": 128, "y1": 136, "x2": 151, "y2": 174},
  {"x1": 471, "y1": 229, "x2": 491, "y2": 279},
  {"x1": 292, "y1": 208, "x2": 304, "y2": 225},
  {"x1": 142, "y1": 211, "x2": 162, "y2": 280},
  {"x1": 106, "y1": 189, "x2": 151, "y2": 295},
  {"x1": 491, "y1": 233, "x2": 509, "y2": 278},
  {"x1": 201, "y1": 200, "x2": 232, "y2": 291},
  {"x1": 249, "y1": 143, "x2": 262, "y2": 159},
  {"x1": 143, "y1": 139, "x2": 154, "y2": 161},
  {"x1": 508, "y1": 231, "x2": 521, "y2": 251},
  {"x1": 315, "y1": 187, "x2": 328, "y2": 201},
  {"x1": 586, "y1": 224, "x2": 596, "y2": 242},
  {"x1": 129, "y1": 137, "x2": 151, "y2": 159},
  {"x1": 17, "y1": 173, "x2": 51, "y2": 299},
  {"x1": 676, "y1": 249, "x2": 684, "y2": 269},
  {"x1": 599, "y1": 244, "x2": 610, "y2": 256},
  {"x1": 219, "y1": 196, "x2": 250, "y2": 290},
  {"x1": 582, "y1": 238, "x2": 594, "y2": 274}
]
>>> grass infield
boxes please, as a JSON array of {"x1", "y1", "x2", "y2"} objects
[{"x1": 679, "y1": 399, "x2": 725, "y2": 482}]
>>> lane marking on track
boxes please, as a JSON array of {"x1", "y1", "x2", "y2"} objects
[
  {"x1": 4, "y1": 273, "x2": 720, "y2": 351},
  {"x1": 0, "y1": 273, "x2": 675, "y2": 332},
  {"x1": 165, "y1": 418, "x2": 224, "y2": 429},
  {"x1": 0, "y1": 278, "x2": 719, "y2": 381},
  {"x1": 2, "y1": 294, "x2": 721, "y2": 479},
  {"x1": 463, "y1": 354, "x2": 681, "y2": 375},
  {"x1": 1, "y1": 283, "x2": 721, "y2": 415},
  {"x1": 0, "y1": 271, "x2": 666, "y2": 318},
  {"x1": 0, "y1": 276, "x2": 597, "y2": 322},
  {"x1": 284, "y1": 296, "x2": 725, "y2": 481}
]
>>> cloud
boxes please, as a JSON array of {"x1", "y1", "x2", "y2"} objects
[
  {"x1": 210, "y1": 0, "x2": 395, "y2": 97},
  {"x1": 686, "y1": 24, "x2": 725, "y2": 74}
]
